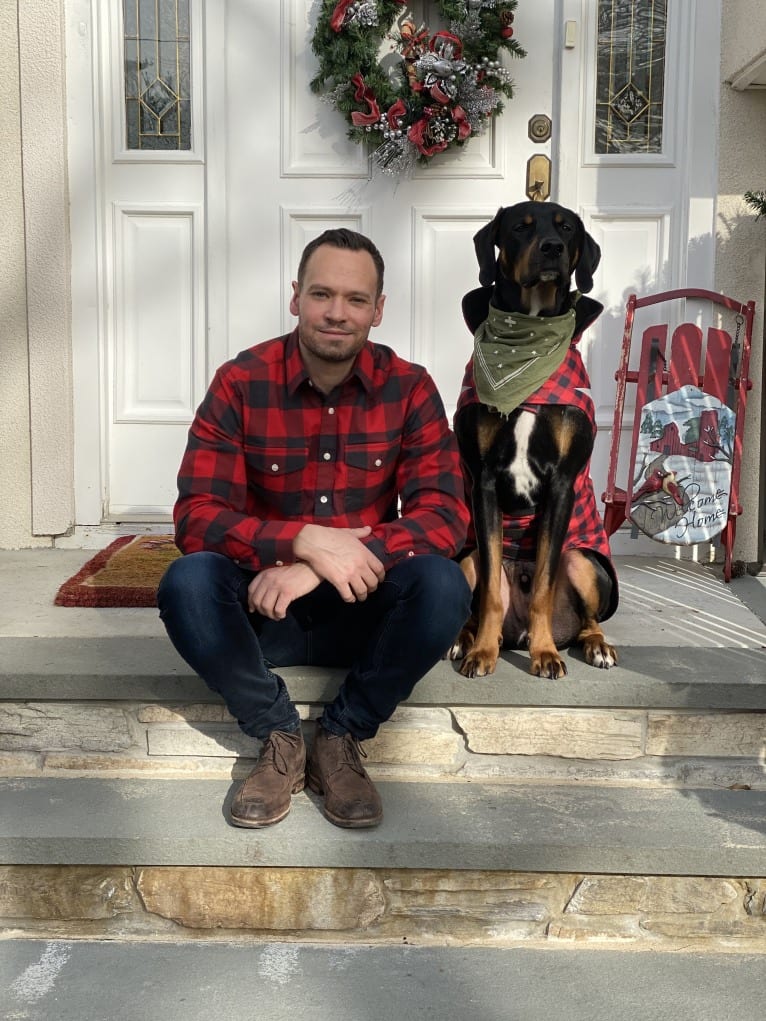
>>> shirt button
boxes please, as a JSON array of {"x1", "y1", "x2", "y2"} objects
[
  {"x1": 323, "y1": 452, "x2": 331, "y2": 461},
  {"x1": 328, "y1": 407, "x2": 335, "y2": 415},
  {"x1": 407, "y1": 550, "x2": 415, "y2": 557},
  {"x1": 374, "y1": 458, "x2": 382, "y2": 467},
  {"x1": 320, "y1": 495, "x2": 328, "y2": 504},
  {"x1": 271, "y1": 464, "x2": 279, "y2": 472},
  {"x1": 275, "y1": 560, "x2": 284, "y2": 567}
]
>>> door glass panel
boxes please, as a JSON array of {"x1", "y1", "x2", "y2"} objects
[
  {"x1": 595, "y1": 0, "x2": 667, "y2": 154},
  {"x1": 123, "y1": 0, "x2": 191, "y2": 150}
]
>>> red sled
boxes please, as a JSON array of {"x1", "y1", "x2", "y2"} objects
[{"x1": 602, "y1": 288, "x2": 756, "y2": 581}]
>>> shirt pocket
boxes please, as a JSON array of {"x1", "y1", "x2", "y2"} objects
[
  {"x1": 343, "y1": 440, "x2": 399, "y2": 513},
  {"x1": 244, "y1": 445, "x2": 310, "y2": 517}
]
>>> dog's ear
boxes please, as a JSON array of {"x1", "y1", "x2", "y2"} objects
[
  {"x1": 574, "y1": 228, "x2": 601, "y2": 294},
  {"x1": 473, "y1": 208, "x2": 504, "y2": 287}
]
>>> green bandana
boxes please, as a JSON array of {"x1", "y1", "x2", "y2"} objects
[{"x1": 473, "y1": 298, "x2": 578, "y2": 415}]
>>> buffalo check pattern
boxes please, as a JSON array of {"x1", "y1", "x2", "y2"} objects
[{"x1": 174, "y1": 329, "x2": 470, "y2": 571}]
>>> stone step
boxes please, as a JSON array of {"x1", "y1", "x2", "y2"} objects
[
  {"x1": 3, "y1": 634, "x2": 766, "y2": 789},
  {"x1": 4, "y1": 939, "x2": 766, "y2": 1019},
  {"x1": 2, "y1": 776, "x2": 764, "y2": 875},
  {"x1": 3, "y1": 633, "x2": 765, "y2": 707}
]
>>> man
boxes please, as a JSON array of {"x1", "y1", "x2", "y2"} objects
[{"x1": 158, "y1": 229, "x2": 471, "y2": 830}]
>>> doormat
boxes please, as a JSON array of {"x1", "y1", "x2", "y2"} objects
[{"x1": 54, "y1": 534, "x2": 181, "y2": 608}]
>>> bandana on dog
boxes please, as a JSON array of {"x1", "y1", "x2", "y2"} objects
[{"x1": 473, "y1": 297, "x2": 579, "y2": 416}]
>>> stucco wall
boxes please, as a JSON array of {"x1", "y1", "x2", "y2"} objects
[
  {"x1": 0, "y1": 1, "x2": 48, "y2": 549},
  {"x1": 720, "y1": 0, "x2": 766, "y2": 81},
  {"x1": 0, "y1": 0, "x2": 74, "y2": 549},
  {"x1": 717, "y1": 0, "x2": 766, "y2": 565}
]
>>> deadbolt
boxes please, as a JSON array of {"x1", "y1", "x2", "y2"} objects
[{"x1": 528, "y1": 114, "x2": 552, "y2": 143}]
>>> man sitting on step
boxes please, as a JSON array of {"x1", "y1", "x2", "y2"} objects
[{"x1": 158, "y1": 228, "x2": 471, "y2": 830}]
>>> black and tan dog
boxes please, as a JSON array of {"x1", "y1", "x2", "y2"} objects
[{"x1": 450, "y1": 201, "x2": 618, "y2": 679}]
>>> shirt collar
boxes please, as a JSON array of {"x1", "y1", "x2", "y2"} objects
[{"x1": 284, "y1": 328, "x2": 376, "y2": 397}]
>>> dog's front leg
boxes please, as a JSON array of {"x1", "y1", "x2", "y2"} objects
[
  {"x1": 460, "y1": 467, "x2": 505, "y2": 678},
  {"x1": 528, "y1": 475, "x2": 576, "y2": 679}
]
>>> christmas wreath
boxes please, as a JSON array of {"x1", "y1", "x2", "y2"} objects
[{"x1": 310, "y1": 0, "x2": 526, "y2": 175}]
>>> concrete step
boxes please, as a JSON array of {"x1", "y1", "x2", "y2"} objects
[
  {"x1": 2, "y1": 776, "x2": 764, "y2": 875},
  {"x1": 3, "y1": 939, "x2": 766, "y2": 1020}
]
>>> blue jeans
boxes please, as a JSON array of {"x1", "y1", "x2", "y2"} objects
[{"x1": 157, "y1": 552, "x2": 471, "y2": 741}]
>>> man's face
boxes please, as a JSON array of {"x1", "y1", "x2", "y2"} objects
[{"x1": 290, "y1": 245, "x2": 385, "y2": 366}]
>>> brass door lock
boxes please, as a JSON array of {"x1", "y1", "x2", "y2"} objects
[{"x1": 528, "y1": 114, "x2": 552, "y2": 143}]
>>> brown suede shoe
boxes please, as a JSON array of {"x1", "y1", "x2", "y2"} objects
[
  {"x1": 306, "y1": 724, "x2": 383, "y2": 828},
  {"x1": 230, "y1": 729, "x2": 306, "y2": 828}
]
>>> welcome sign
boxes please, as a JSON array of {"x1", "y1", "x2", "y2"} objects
[{"x1": 628, "y1": 384, "x2": 735, "y2": 545}]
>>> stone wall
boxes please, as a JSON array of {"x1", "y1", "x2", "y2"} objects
[
  {"x1": 1, "y1": 701, "x2": 765, "y2": 790},
  {"x1": 2, "y1": 865, "x2": 765, "y2": 950}
]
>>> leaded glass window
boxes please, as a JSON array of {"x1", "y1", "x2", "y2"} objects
[
  {"x1": 124, "y1": 0, "x2": 191, "y2": 151},
  {"x1": 595, "y1": 0, "x2": 667, "y2": 155}
]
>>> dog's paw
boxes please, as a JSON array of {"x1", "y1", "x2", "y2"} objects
[
  {"x1": 447, "y1": 625, "x2": 477, "y2": 662},
  {"x1": 584, "y1": 638, "x2": 618, "y2": 670},
  {"x1": 459, "y1": 647, "x2": 499, "y2": 678},
  {"x1": 530, "y1": 651, "x2": 568, "y2": 679}
]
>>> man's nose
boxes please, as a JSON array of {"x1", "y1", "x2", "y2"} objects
[{"x1": 325, "y1": 297, "x2": 347, "y2": 320}]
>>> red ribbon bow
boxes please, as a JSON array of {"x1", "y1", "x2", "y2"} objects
[{"x1": 350, "y1": 73, "x2": 381, "y2": 127}]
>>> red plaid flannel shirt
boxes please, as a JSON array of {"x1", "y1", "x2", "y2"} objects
[
  {"x1": 174, "y1": 329, "x2": 470, "y2": 571},
  {"x1": 456, "y1": 335, "x2": 613, "y2": 563}
]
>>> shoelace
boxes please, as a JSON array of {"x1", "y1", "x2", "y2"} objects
[
  {"x1": 333, "y1": 733, "x2": 368, "y2": 778},
  {"x1": 256, "y1": 733, "x2": 299, "y2": 776}
]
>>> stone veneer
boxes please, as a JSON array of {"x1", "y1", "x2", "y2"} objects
[
  {"x1": 1, "y1": 866, "x2": 765, "y2": 949},
  {"x1": 0, "y1": 701, "x2": 764, "y2": 789}
]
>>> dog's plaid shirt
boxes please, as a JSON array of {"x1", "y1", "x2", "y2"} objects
[
  {"x1": 457, "y1": 336, "x2": 614, "y2": 562},
  {"x1": 174, "y1": 329, "x2": 469, "y2": 571}
]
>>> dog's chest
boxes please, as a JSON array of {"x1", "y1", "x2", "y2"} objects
[{"x1": 491, "y1": 409, "x2": 546, "y2": 509}]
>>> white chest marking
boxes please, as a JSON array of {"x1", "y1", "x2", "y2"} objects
[{"x1": 507, "y1": 411, "x2": 538, "y2": 500}]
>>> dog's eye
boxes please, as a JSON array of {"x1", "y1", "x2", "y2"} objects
[
  {"x1": 512, "y1": 222, "x2": 529, "y2": 233},
  {"x1": 559, "y1": 222, "x2": 573, "y2": 233}
]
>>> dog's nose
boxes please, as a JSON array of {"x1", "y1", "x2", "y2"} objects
[{"x1": 540, "y1": 239, "x2": 565, "y2": 258}]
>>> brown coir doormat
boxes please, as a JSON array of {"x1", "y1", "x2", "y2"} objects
[{"x1": 54, "y1": 535, "x2": 182, "y2": 608}]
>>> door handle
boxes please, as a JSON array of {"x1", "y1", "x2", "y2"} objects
[{"x1": 526, "y1": 154, "x2": 551, "y2": 201}]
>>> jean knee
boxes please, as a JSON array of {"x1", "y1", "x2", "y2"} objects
[
  {"x1": 392, "y1": 555, "x2": 472, "y2": 629},
  {"x1": 157, "y1": 551, "x2": 238, "y2": 618}
]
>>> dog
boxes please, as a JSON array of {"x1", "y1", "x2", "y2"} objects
[{"x1": 449, "y1": 200, "x2": 618, "y2": 679}]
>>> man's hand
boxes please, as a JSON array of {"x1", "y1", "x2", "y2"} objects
[
  {"x1": 293, "y1": 523, "x2": 385, "y2": 603},
  {"x1": 247, "y1": 562, "x2": 321, "y2": 620}
]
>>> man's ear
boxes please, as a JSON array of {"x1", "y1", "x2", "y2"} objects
[
  {"x1": 372, "y1": 294, "x2": 385, "y2": 328},
  {"x1": 289, "y1": 280, "x2": 300, "y2": 316}
]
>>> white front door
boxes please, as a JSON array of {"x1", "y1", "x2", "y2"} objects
[{"x1": 68, "y1": 0, "x2": 720, "y2": 530}]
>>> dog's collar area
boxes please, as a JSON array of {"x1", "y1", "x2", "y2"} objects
[
  {"x1": 472, "y1": 302, "x2": 577, "y2": 415},
  {"x1": 461, "y1": 287, "x2": 604, "y2": 336}
]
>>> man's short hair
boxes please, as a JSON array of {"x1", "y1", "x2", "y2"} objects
[{"x1": 297, "y1": 229, "x2": 385, "y2": 297}]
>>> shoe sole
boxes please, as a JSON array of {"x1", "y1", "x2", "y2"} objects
[
  {"x1": 306, "y1": 771, "x2": 382, "y2": 829},
  {"x1": 229, "y1": 778, "x2": 305, "y2": 829}
]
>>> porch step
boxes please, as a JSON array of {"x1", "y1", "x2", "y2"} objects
[
  {"x1": 2, "y1": 632, "x2": 765, "y2": 707},
  {"x1": 2, "y1": 776, "x2": 764, "y2": 875},
  {"x1": 4, "y1": 939, "x2": 766, "y2": 1021}
]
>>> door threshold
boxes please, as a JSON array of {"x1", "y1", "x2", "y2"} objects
[{"x1": 55, "y1": 522, "x2": 174, "y2": 551}]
